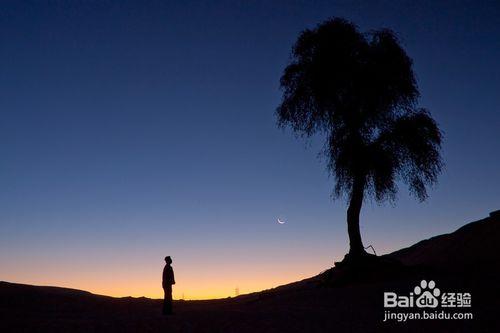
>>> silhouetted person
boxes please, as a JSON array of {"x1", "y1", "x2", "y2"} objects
[{"x1": 162, "y1": 256, "x2": 175, "y2": 315}]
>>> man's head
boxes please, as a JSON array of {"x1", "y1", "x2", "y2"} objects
[{"x1": 165, "y1": 256, "x2": 172, "y2": 265}]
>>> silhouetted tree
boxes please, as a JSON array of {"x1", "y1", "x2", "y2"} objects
[{"x1": 277, "y1": 18, "x2": 443, "y2": 261}]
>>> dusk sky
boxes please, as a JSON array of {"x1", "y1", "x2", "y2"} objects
[{"x1": 1, "y1": 1, "x2": 499, "y2": 299}]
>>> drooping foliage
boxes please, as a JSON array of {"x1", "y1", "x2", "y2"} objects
[{"x1": 277, "y1": 18, "x2": 442, "y2": 202}]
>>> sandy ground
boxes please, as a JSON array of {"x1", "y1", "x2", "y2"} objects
[{"x1": 1, "y1": 213, "x2": 499, "y2": 332}]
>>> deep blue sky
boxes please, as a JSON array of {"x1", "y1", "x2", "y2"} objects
[{"x1": 0, "y1": 0, "x2": 499, "y2": 298}]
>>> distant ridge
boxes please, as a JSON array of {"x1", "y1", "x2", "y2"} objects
[
  {"x1": 2, "y1": 210, "x2": 499, "y2": 299},
  {"x1": 387, "y1": 211, "x2": 500, "y2": 274},
  {"x1": 1, "y1": 211, "x2": 499, "y2": 332}
]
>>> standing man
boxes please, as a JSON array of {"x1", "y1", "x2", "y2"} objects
[{"x1": 162, "y1": 256, "x2": 175, "y2": 315}]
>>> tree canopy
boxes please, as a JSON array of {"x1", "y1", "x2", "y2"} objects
[{"x1": 277, "y1": 18, "x2": 443, "y2": 204}]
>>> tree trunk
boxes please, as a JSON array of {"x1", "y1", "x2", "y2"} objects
[{"x1": 347, "y1": 175, "x2": 366, "y2": 258}]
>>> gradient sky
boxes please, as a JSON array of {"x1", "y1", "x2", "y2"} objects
[{"x1": 0, "y1": 0, "x2": 499, "y2": 299}]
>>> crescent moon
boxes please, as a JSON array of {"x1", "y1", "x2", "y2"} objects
[{"x1": 277, "y1": 218, "x2": 285, "y2": 224}]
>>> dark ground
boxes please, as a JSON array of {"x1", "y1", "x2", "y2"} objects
[{"x1": 1, "y1": 211, "x2": 499, "y2": 332}]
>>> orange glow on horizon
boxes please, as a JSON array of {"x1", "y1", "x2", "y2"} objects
[
  {"x1": 1, "y1": 271, "x2": 318, "y2": 300},
  {"x1": 1, "y1": 240, "x2": 404, "y2": 300},
  {"x1": 0, "y1": 258, "x2": 330, "y2": 300}
]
